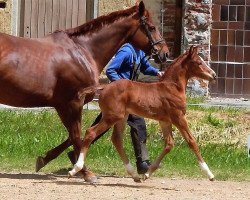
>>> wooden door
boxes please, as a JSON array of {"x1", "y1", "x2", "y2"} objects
[{"x1": 19, "y1": 0, "x2": 93, "y2": 38}]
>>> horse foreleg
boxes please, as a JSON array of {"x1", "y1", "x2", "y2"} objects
[
  {"x1": 36, "y1": 138, "x2": 71, "y2": 172},
  {"x1": 174, "y1": 115, "x2": 215, "y2": 181},
  {"x1": 111, "y1": 119, "x2": 141, "y2": 182},
  {"x1": 144, "y1": 122, "x2": 174, "y2": 180}
]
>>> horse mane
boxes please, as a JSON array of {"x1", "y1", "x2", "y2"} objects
[
  {"x1": 65, "y1": 5, "x2": 138, "y2": 37},
  {"x1": 160, "y1": 51, "x2": 189, "y2": 81}
]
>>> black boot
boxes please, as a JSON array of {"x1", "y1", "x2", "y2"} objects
[
  {"x1": 127, "y1": 114, "x2": 151, "y2": 174},
  {"x1": 136, "y1": 158, "x2": 151, "y2": 174}
]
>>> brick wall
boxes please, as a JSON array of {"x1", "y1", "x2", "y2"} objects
[
  {"x1": 210, "y1": 0, "x2": 250, "y2": 98},
  {"x1": 161, "y1": 0, "x2": 182, "y2": 59}
]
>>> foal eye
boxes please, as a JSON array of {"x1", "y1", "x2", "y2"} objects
[{"x1": 149, "y1": 26, "x2": 156, "y2": 32}]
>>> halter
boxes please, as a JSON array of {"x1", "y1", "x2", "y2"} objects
[{"x1": 140, "y1": 16, "x2": 166, "y2": 62}]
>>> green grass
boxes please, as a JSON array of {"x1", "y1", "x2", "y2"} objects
[{"x1": 0, "y1": 108, "x2": 249, "y2": 181}]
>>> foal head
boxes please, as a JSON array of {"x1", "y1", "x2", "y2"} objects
[
  {"x1": 185, "y1": 46, "x2": 216, "y2": 81},
  {"x1": 129, "y1": 1, "x2": 169, "y2": 63}
]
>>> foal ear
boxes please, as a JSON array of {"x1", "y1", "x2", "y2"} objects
[
  {"x1": 139, "y1": 1, "x2": 145, "y2": 17},
  {"x1": 192, "y1": 46, "x2": 199, "y2": 55}
]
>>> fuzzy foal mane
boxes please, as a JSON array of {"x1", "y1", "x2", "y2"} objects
[
  {"x1": 160, "y1": 52, "x2": 189, "y2": 81},
  {"x1": 65, "y1": 5, "x2": 138, "y2": 37}
]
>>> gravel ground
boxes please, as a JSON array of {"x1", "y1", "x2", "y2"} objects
[{"x1": 0, "y1": 172, "x2": 249, "y2": 200}]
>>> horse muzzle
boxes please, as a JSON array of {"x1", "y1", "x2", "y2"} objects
[{"x1": 153, "y1": 52, "x2": 168, "y2": 64}]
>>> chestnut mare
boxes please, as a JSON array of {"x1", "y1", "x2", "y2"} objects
[
  {"x1": 0, "y1": 1, "x2": 169, "y2": 180},
  {"x1": 70, "y1": 46, "x2": 216, "y2": 182}
]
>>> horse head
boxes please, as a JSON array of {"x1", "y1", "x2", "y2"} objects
[
  {"x1": 186, "y1": 46, "x2": 216, "y2": 82},
  {"x1": 129, "y1": 1, "x2": 169, "y2": 63}
]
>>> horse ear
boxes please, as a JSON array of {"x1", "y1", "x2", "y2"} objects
[
  {"x1": 189, "y1": 45, "x2": 194, "y2": 54},
  {"x1": 139, "y1": 1, "x2": 145, "y2": 17}
]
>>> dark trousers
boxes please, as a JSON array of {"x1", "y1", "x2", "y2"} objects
[{"x1": 91, "y1": 113, "x2": 149, "y2": 162}]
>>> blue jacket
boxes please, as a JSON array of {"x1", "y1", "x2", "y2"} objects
[{"x1": 106, "y1": 43, "x2": 159, "y2": 81}]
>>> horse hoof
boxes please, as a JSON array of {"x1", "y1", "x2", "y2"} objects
[
  {"x1": 36, "y1": 156, "x2": 45, "y2": 172},
  {"x1": 82, "y1": 172, "x2": 98, "y2": 183}
]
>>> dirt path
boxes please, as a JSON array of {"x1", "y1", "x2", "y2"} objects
[{"x1": 0, "y1": 172, "x2": 249, "y2": 200}]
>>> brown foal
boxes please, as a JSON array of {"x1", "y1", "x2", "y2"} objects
[{"x1": 70, "y1": 46, "x2": 216, "y2": 182}]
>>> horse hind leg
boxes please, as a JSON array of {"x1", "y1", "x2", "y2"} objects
[
  {"x1": 36, "y1": 138, "x2": 71, "y2": 172},
  {"x1": 144, "y1": 122, "x2": 174, "y2": 180},
  {"x1": 111, "y1": 118, "x2": 141, "y2": 183}
]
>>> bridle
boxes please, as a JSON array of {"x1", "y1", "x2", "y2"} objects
[{"x1": 140, "y1": 16, "x2": 166, "y2": 63}]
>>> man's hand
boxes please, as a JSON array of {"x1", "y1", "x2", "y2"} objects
[{"x1": 157, "y1": 71, "x2": 164, "y2": 78}]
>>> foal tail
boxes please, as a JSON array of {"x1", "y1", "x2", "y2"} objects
[{"x1": 77, "y1": 85, "x2": 105, "y2": 100}]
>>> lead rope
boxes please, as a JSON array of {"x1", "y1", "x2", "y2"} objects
[{"x1": 131, "y1": 55, "x2": 149, "y2": 81}]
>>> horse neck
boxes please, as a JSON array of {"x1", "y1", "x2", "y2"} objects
[
  {"x1": 161, "y1": 55, "x2": 190, "y2": 92},
  {"x1": 73, "y1": 17, "x2": 137, "y2": 74}
]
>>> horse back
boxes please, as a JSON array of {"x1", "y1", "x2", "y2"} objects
[{"x1": 0, "y1": 32, "x2": 97, "y2": 107}]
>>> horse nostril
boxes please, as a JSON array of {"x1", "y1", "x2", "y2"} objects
[{"x1": 165, "y1": 53, "x2": 169, "y2": 59}]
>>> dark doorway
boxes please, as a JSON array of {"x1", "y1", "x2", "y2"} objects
[{"x1": 162, "y1": 0, "x2": 183, "y2": 59}]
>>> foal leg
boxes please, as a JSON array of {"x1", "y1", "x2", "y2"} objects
[
  {"x1": 144, "y1": 122, "x2": 174, "y2": 180},
  {"x1": 56, "y1": 103, "x2": 97, "y2": 181},
  {"x1": 173, "y1": 115, "x2": 214, "y2": 181},
  {"x1": 111, "y1": 118, "x2": 141, "y2": 182},
  {"x1": 68, "y1": 118, "x2": 112, "y2": 178}
]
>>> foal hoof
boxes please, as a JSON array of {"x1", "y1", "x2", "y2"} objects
[
  {"x1": 36, "y1": 156, "x2": 45, "y2": 172},
  {"x1": 143, "y1": 173, "x2": 150, "y2": 181},
  {"x1": 68, "y1": 172, "x2": 73, "y2": 179},
  {"x1": 209, "y1": 177, "x2": 215, "y2": 181}
]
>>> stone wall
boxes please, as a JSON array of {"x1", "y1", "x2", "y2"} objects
[
  {"x1": 0, "y1": 0, "x2": 12, "y2": 34},
  {"x1": 183, "y1": 0, "x2": 212, "y2": 95},
  {"x1": 183, "y1": 0, "x2": 212, "y2": 61}
]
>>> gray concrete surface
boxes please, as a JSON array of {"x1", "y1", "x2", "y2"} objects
[{"x1": 0, "y1": 97, "x2": 249, "y2": 111}]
